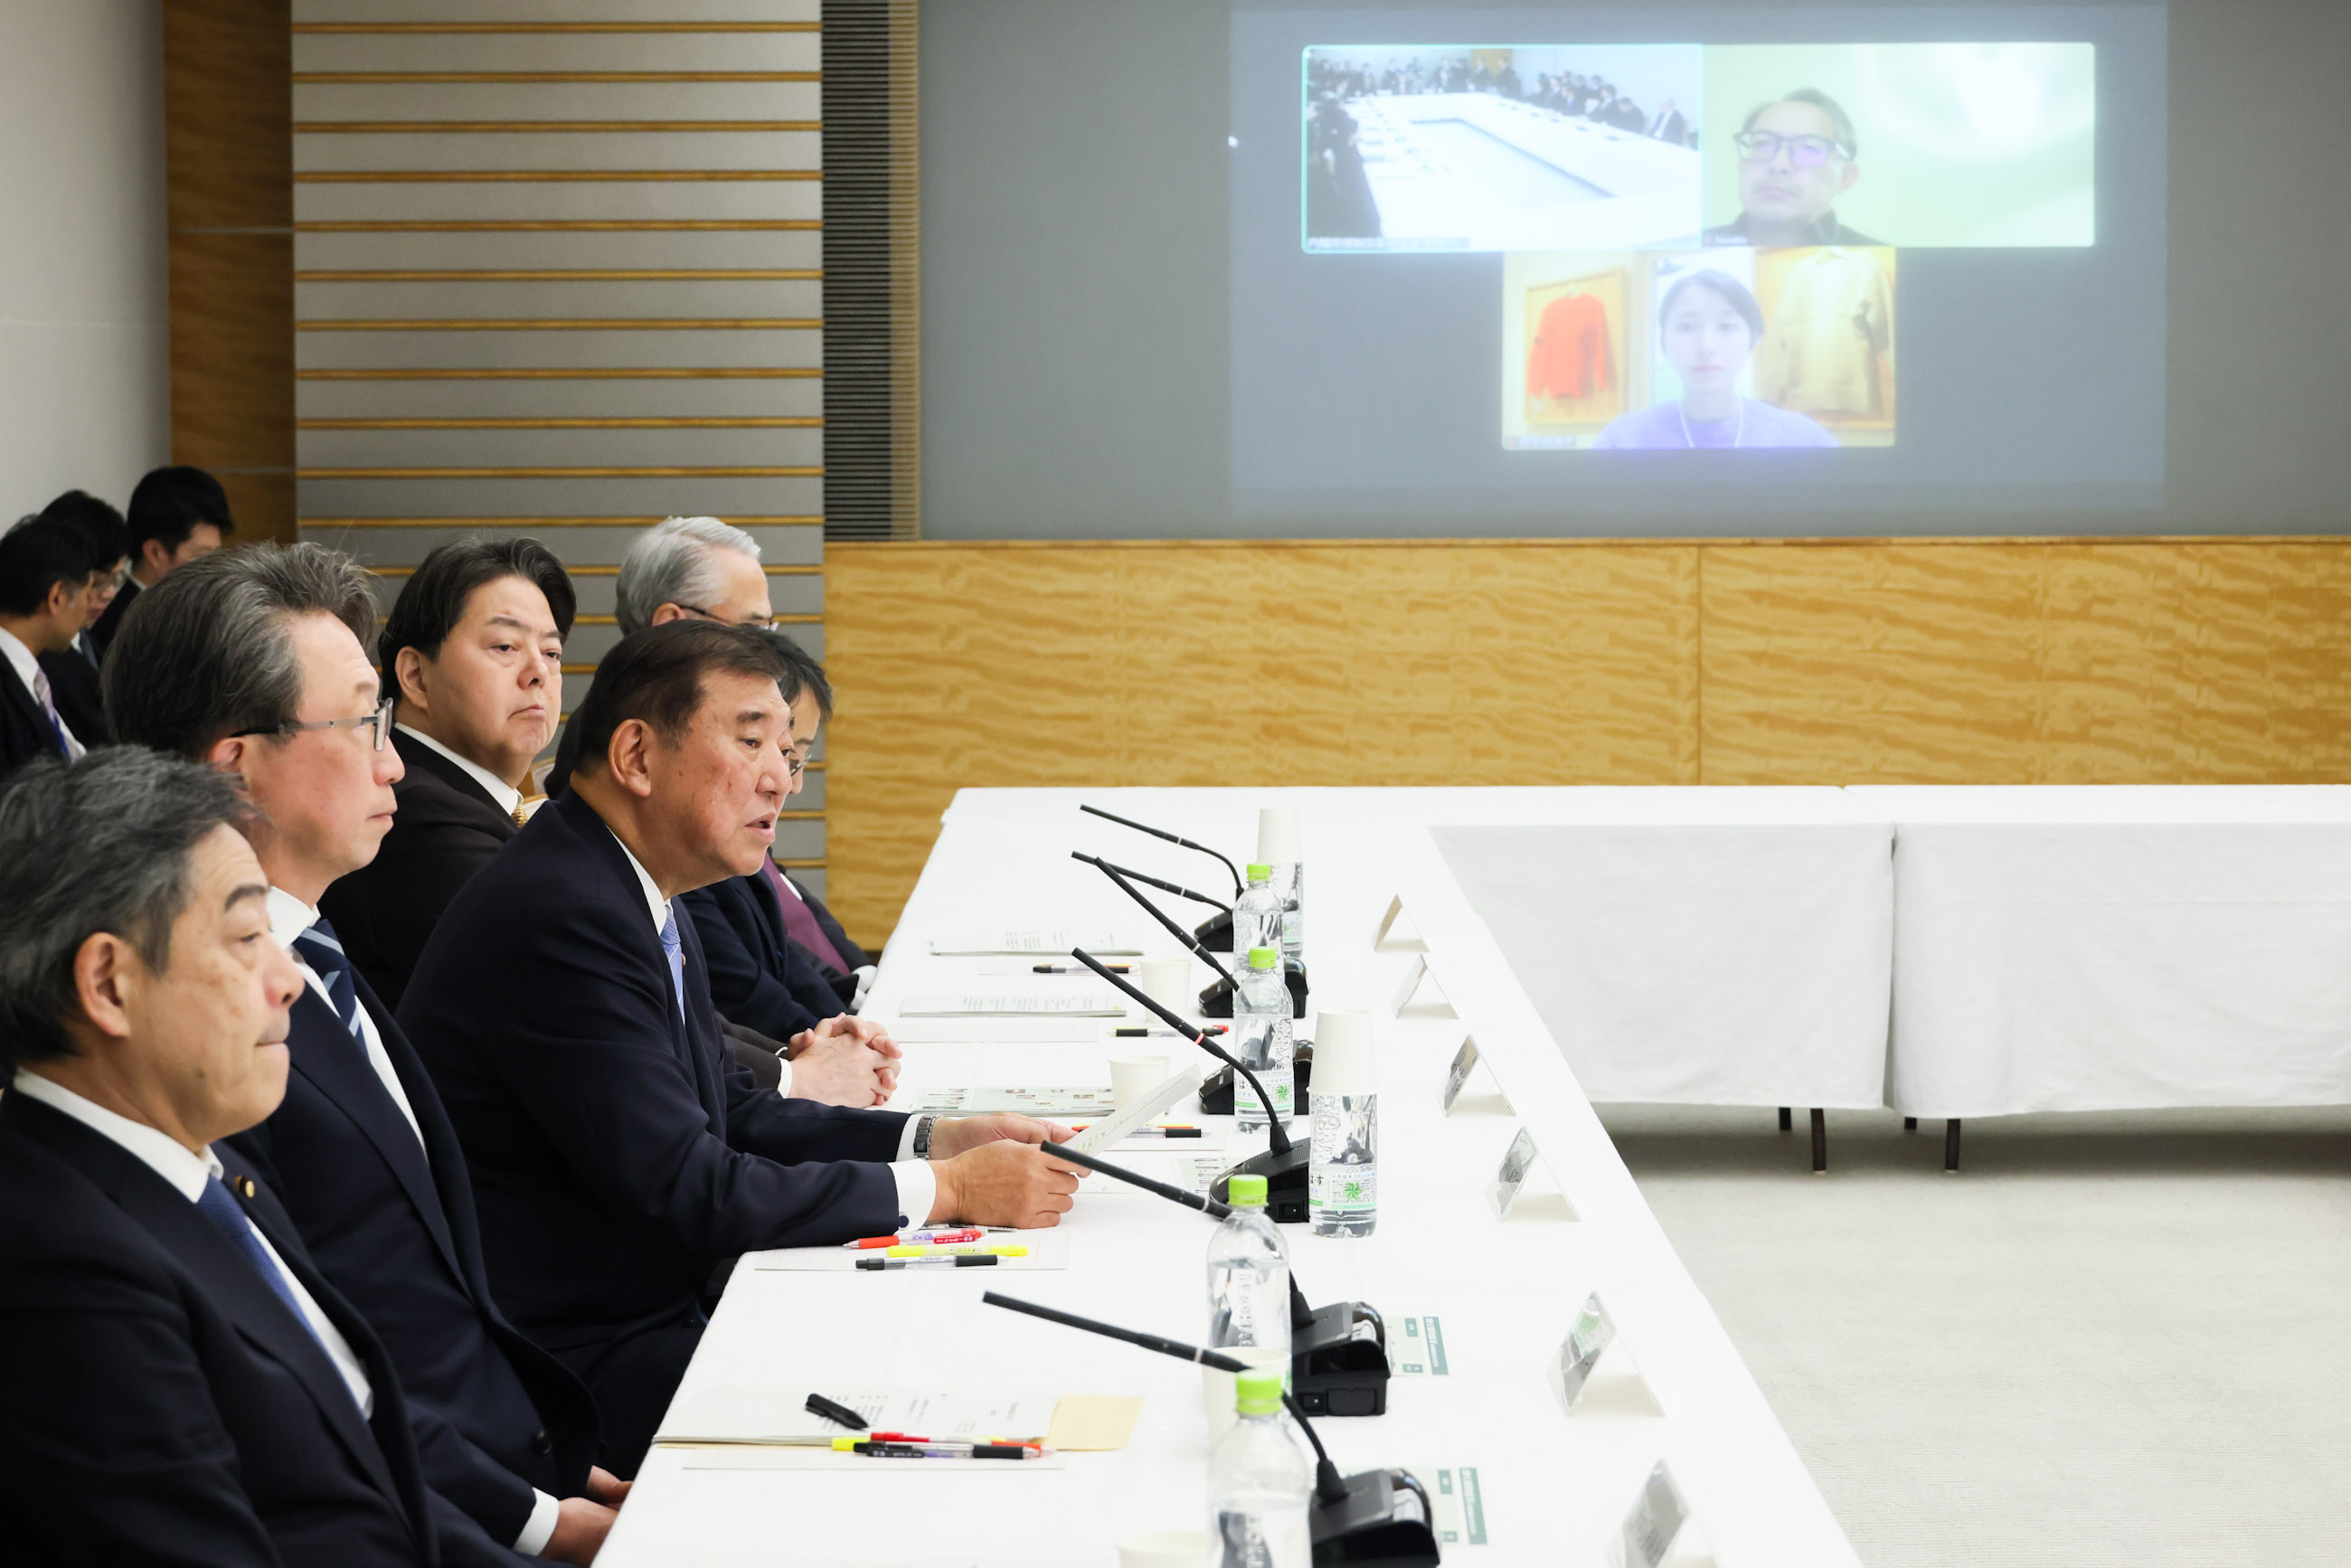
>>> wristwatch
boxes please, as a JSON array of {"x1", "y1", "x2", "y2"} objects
[{"x1": 911, "y1": 1115, "x2": 938, "y2": 1157}]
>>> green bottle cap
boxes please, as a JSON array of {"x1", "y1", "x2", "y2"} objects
[
  {"x1": 1226, "y1": 1173, "x2": 1268, "y2": 1207},
  {"x1": 1246, "y1": 863, "x2": 1272, "y2": 883},
  {"x1": 1234, "y1": 1366, "x2": 1285, "y2": 1416},
  {"x1": 1248, "y1": 946, "x2": 1279, "y2": 969}
]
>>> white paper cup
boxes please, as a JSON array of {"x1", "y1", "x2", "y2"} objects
[
  {"x1": 1109, "y1": 1054, "x2": 1169, "y2": 1110},
  {"x1": 1257, "y1": 806, "x2": 1301, "y2": 864},
  {"x1": 1134, "y1": 958, "x2": 1194, "y2": 1014},
  {"x1": 1202, "y1": 1346, "x2": 1289, "y2": 1442},
  {"x1": 1116, "y1": 1530, "x2": 1211, "y2": 1568}
]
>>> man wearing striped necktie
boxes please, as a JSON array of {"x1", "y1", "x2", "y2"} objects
[{"x1": 105, "y1": 543, "x2": 621, "y2": 1566}]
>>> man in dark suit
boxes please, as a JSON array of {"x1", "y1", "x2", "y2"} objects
[
  {"x1": 320, "y1": 538, "x2": 575, "y2": 1008},
  {"x1": 0, "y1": 513, "x2": 101, "y2": 781},
  {"x1": 32, "y1": 489, "x2": 131, "y2": 744},
  {"x1": 0, "y1": 747, "x2": 450, "y2": 1566},
  {"x1": 106, "y1": 543, "x2": 625, "y2": 1563},
  {"x1": 401, "y1": 621, "x2": 1082, "y2": 1473},
  {"x1": 90, "y1": 464, "x2": 236, "y2": 661}
]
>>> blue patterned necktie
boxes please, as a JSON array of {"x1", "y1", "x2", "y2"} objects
[
  {"x1": 292, "y1": 918, "x2": 365, "y2": 1044},
  {"x1": 658, "y1": 904, "x2": 687, "y2": 1026},
  {"x1": 194, "y1": 1175, "x2": 346, "y2": 1385}
]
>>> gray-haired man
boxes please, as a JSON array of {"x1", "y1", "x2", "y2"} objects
[{"x1": 0, "y1": 748, "x2": 443, "y2": 1567}]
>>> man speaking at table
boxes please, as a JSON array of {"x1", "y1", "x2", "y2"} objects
[{"x1": 401, "y1": 620, "x2": 1080, "y2": 1474}]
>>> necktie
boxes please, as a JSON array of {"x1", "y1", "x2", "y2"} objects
[
  {"x1": 293, "y1": 919, "x2": 365, "y2": 1044},
  {"x1": 658, "y1": 904, "x2": 688, "y2": 1026},
  {"x1": 194, "y1": 1176, "x2": 347, "y2": 1382},
  {"x1": 762, "y1": 856, "x2": 850, "y2": 975},
  {"x1": 30, "y1": 666, "x2": 80, "y2": 760}
]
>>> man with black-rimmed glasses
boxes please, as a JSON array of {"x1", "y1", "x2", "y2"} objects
[{"x1": 1704, "y1": 88, "x2": 1883, "y2": 248}]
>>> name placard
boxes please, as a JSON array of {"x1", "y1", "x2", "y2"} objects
[
  {"x1": 1373, "y1": 893, "x2": 1427, "y2": 951},
  {"x1": 1441, "y1": 1036, "x2": 1481, "y2": 1115},
  {"x1": 1556, "y1": 1292, "x2": 1618, "y2": 1409},
  {"x1": 1487, "y1": 1127, "x2": 1541, "y2": 1218},
  {"x1": 1611, "y1": 1461, "x2": 1689, "y2": 1568}
]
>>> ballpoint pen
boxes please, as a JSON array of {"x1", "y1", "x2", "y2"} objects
[{"x1": 854, "y1": 1253, "x2": 1001, "y2": 1270}]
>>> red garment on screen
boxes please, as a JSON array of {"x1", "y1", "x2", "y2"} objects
[{"x1": 1525, "y1": 291, "x2": 1614, "y2": 400}]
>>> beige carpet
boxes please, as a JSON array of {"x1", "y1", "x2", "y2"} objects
[{"x1": 1593, "y1": 1104, "x2": 2351, "y2": 1568}]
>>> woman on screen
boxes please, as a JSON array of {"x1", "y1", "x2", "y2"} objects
[{"x1": 1592, "y1": 270, "x2": 1837, "y2": 450}]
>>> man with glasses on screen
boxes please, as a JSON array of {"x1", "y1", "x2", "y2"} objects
[{"x1": 1704, "y1": 88, "x2": 1882, "y2": 248}]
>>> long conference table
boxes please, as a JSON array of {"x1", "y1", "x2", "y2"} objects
[{"x1": 599, "y1": 788, "x2": 1869, "y2": 1567}]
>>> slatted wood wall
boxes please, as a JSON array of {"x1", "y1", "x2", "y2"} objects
[
  {"x1": 286, "y1": 0, "x2": 831, "y2": 892},
  {"x1": 823, "y1": 538, "x2": 2351, "y2": 947}
]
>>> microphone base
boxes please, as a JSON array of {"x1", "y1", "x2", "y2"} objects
[
  {"x1": 1194, "y1": 910, "x2": 1234, "y2": 953},
  {"x1": 1199, "y1": 1046, "x2": 1310, "y2": 1118},
  {"x1": 1311, "y1": 1469, "x2": 1442, "y2": 1568},
  {"x1": 1197, "y1": 962, "x2": 1309, "y2": 1020},
  {"x1": 1211, "y1": 1140, "x2": 1312, "y2": 1224},
  {"x1": 1291, "y1": 1300, "x2": 1391, "y2": 1418}
]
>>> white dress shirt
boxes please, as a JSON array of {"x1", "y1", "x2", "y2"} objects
[
  {"x1": 395, "y1": 723, "x2": 524, "y2": 818},
  {"x1": 9, "y1": 1068, "x2": 374, "y2": 1415},
  {"x1": 0, "y1": 624, "x2": 82, "y2": 758},
  {"x1": 264, "y1": 887, "x2": 561, "y2": 1554},
  {"x1": 608, "y1": 830, "x2": 933, "y2": 1225}
]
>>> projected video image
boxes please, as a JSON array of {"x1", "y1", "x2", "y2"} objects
[
  {"x1": 1502, "y1": 246, "x2": 1897, "y2": 450},
  {"x1": 1702, "y1": 44, "x2": 2096, "y2": 247},
  {"x1": 1305, "y1": 45, "x2": 1704, "y2": 252}
]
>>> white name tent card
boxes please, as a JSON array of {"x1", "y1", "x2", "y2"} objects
[
  {"x1": 1609, "y1": 1461, "x2": 1709, "y2": 1568},
  {"x1": 1390, "y1": 953, "x2": 1456, "y2": 1019},
  {"x1": 1372, "y1": 894, "x2": 1427, "y2": 952},
  {"x1": 1553, "y1": 1291, "x2": 1659, "y2": 1416},
  {"x1": 901, "y1": 993, "x2": 1128, "y2": 1017},
  {"x1": 1487, "y1": 1126, "x2": 1574, "y2": 1221},
  {"x1": 929, "y1": 928, "x2": 1145, "y2": 956},
  {"x1": 1442, "y1": 1035, "x2": 1510, "y2": 1116}
]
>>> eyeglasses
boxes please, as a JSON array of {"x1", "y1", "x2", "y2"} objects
[
  {"x1": 233, "y1": 694, "x2": 396, "y2": 751},
  {"x1": 676, "y1": 603, "x2": 780, "y2": 633},
  {"x1": 1733, "y1": 131, "x2": 1850, "y2": 167},
  {"x1": 781, "y1": 750, "x2": 807, "y2": 779}
]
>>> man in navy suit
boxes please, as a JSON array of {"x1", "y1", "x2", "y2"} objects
[
  {"x1": 0, "y1": 513, "x2": 103, "y2": 782},
  {"x1": 0, "y1": 747, "x2": 448, "y2": 1566},
  {"x1": 401, "y1": 621, "x2": 1082, "y2": 1472},
  {"x1": 105, "y1": 544, "x2": 625, "y2": 1563}
]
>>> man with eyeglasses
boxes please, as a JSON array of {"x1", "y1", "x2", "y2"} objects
[
  {"x1": 1704, "y1": 88, "x2": 1882, "y2": 248},
  {"x1": 104, "y1": 543, "x2": 626, "y2": 1566}
]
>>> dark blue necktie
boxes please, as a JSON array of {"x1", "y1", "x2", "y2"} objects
[
  {"x1": 194, "y1": 1175, "x2": 343, "y2": 1375},
  {"x1": 292, "y1": 918, "x2": 365, "y2": 1044}
]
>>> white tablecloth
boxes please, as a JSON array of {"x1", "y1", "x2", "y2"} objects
[
  {"x1": 596, "y1": 787, "x2": 1859, "y2": 1568},
  {"x1": 1427, "y1": 789, "x2": 1893, "y2": 1109},
  {"x1": 1851, "y1": 786, "x2": 2351, "y2": 1118}
]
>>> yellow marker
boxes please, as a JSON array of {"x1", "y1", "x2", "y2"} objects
[{"x1": 832, "y1": 1436, "x2": 859, "y2": 1451}]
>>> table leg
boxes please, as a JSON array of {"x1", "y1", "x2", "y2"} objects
[
  {"x1": 1903, "y1": 1117, "x2": 1918, "y2": 1131},
  {"x1": 1778, "y1": 1106, "x2": 1792, "y2": 1133},
  {"x1": 1809, "y1": 1109, "x2": 1827, "y2": 1175},
  {"x1": 1943, "y1": 1119, "x2": 1962, "y2": 1173}
]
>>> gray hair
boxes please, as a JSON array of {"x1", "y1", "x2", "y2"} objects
[
  {"x1": 103, "y1": 542, "x2": 379, "y2": 760},
  {"x1": 614, "y1": 515, "x2": 761, "y2": 636},
  {"x1": 0, "y1": 750, "x2": 260, "y2": 1074}
]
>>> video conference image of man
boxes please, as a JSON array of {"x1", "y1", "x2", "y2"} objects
[{"x1": 1703, "y1": 90, "x2": 1880, "y2": 249}]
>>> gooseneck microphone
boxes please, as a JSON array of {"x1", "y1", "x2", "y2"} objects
[
  {"x1": 982, "y1": 1293, "x2": 1438, "y2": 1566},
  {"x1": 1050, "y1": 1141, "x2": 1393, "y2": 1418},
  {"x1": 1074, "y1": 853, "x2": 1244, "y2": 997},
  {"x1": 1079, "y1": 803, "x2": 1244, "y2": 897},
  {"x1": 1075, "y1": 854, "x2": 1233, "y2": 912},
  {"x1": 1072, "y1": 947, "x2": 1290, "y2": 1159}
]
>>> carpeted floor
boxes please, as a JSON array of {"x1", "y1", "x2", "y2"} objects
[{"x1": 1593, "y1": 1104, "x2": 2351, "y2": 1568}]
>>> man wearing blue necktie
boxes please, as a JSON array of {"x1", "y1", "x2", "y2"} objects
[
  {"x1": 0, "y1": 747, "x2": 444, "y2": 1566},
  {"x1": 105, "y1": 544, "x2": 620, "y2": 1564}
]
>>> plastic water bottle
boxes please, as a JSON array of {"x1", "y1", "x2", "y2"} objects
[
  {"x1": 1258, "y1": 808, "x2": 1306, "y2": 972},
  {"x1": 1308, "y1": 1008, "x2": 1376, "y2": 1239},
  {"x1": 1232, "y1": 948, "x2": 1294, "y2": 1130},
  {"x1": 1207, "y1": 1365, "x2": 1312, "y2": 1568},
  {"x1": 1232, "y1": 864, "x2": 1284, "y2": 957},
  {"x1": 1206, "y1": 1173, "x2": 1292, "y2": 1439}
]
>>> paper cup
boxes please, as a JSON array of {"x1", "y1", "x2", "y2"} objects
[
  {"x1": 1134, "y1": 958, "x2": 1194, "y2": 1014},
  {"x1": 1116, "y1": 1531, "x2": 1211, "y2": 1568},
  {"x1": 1109, "y1": 1054, "x2": 1169, "y2": 1110}
]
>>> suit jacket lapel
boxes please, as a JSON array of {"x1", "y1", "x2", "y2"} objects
[
  {"x1": 0, "y1": 656, "x2": 61, "y2": 757},
  {"x1": 286, "y1": 988, "x2": 465, "y2": 1281},
  {"x1": 96, "y1": 1137, "x2": 406, "y2": 1506}
]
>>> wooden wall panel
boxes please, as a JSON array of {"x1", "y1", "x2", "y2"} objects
[
  {"x1": 164, "y1": 0, "x2": 296, "y2": 543},
  {"x1": 825, "y1": 540, "x2": 1701, "y2": 944},
  {"x1": 1700, "y1": 542, "x2": 2351, "y2": 784}
]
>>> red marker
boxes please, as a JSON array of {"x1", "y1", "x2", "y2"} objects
[{"x1": 844, "y1": 1227, "x2": 983, "y2": 1250}]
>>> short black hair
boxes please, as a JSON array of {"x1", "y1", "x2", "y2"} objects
[
  {"x1": 379, "y1": 538, "x2": 576, "y2": 700},
  {"x1": 1742, "y1": 88, "x2": 1858, "y2": 156},
  {"x1": 0, "y1": 515, "x2": 98, "y2": 618},
  {"x1": 566, "y1": 619, "x2": 789, "y2": 784},
  {"x1": 0, "y1": 748, "x2": 260, "y2": 1075},
  {"x1": 36, "y1": 491, "x2": 130, "y2": 574},
  {"x1": 766, "y1": 631, "x2": 833, "y2": 720},
  {"x1": 1658, "y1": 268, "x2": 1767, "y2": 341},
  {"x1": 127, "y1": 467, "x2": 235, "y2": 557}
]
